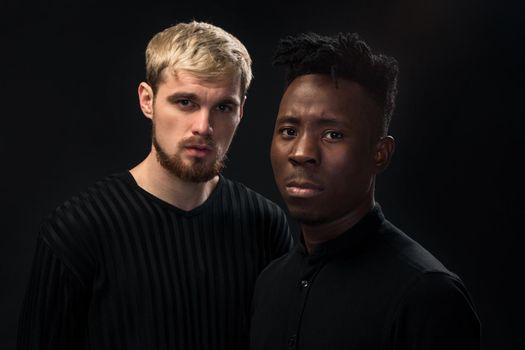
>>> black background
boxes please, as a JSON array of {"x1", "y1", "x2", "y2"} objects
[{"x1": 1, "y1": 1, "x2": 523, "y2": 349}]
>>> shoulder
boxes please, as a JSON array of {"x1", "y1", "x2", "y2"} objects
[
  {"x1": 220, "y1": 177, "x2": 292, "y2": 248},
  {"x1": 373, "y1": 219, "x2": 480, "y2": 342},
  {"x1": 402, "y1": 272, "x2": 475, "y2": 307},
  {"x1": 390, "y1": 271, "x2": 481, "y2": 347},
  {"x1": 41, "y1": 172, "x2": 130, "y2": 238},
  {"x1": 220, "y1": 176, "x2": 287, "y2": 218},
  {"x1": 39, "y1": 173, "x2": 131, "y2": 276},
  {"x1": 374, "y1": 219, "x2": 452, "y2": 276},
  {"x1": 358, "y1": 216, "x2": 472, "y2": 306}
]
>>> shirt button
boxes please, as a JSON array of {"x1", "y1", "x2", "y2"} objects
[
  {"x1": 301, "y1": 280, "x2": 309, "y2": 288},
  {"x1": 288, "y1": 335, "x2": 296, "y2": 347}
]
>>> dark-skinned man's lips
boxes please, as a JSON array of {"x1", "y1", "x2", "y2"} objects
[{"x1": 285, "y1": 179, "x2": 324, "y2": 198}]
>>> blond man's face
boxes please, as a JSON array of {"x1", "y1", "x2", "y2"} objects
[{"x1": 139, "y1": 70, "x2": 244, "y2": 182}]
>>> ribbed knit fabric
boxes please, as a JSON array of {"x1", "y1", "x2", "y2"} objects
[{"x1": 17, "y1": 172, "x2": 292, "y2": 350}]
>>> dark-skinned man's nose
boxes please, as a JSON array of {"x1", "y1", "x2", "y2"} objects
[{"x1": 288, "y1": 134, "x2": 319, "y2": 166}]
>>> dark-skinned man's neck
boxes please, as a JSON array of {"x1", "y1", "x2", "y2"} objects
[{"x1": 301, "y1": 199, "x2": 375, "y2": 254}]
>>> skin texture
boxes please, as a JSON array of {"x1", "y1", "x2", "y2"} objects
[
  {"x1": 131, "y1": 70, "x2": 245, "y2": 211},
  {"x1": 271, "y1": 74, "x2": 394, "y2": 251}
]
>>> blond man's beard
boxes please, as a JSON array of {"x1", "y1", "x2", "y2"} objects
[{"x1": 152, "y1": 123, "x2": 225, "y2": 183}]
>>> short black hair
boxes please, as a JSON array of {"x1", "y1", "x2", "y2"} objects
[{"x1": 273, "y1": 32, "x2": 398, "y2": 136}]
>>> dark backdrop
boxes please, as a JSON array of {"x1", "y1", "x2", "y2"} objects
[{"x1": 1, "y1": 1, "x2": 523, "y2": 349}]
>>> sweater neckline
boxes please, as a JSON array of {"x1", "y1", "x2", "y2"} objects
[{"x1": 118, "y1": 170, "x2": 224, "y2": 217}]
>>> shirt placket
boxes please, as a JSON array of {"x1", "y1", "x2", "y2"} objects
[{"x1": 284, "y1": 255, "x2": 325, "y2": 349}]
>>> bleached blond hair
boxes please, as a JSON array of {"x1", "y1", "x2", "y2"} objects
[{"x1": 145, "y1": 21, "x2": 253, "y2": 96}]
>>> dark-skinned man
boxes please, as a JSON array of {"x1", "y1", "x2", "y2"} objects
[{"x1": 250, "y1": 32, "x2": 481, "y2": 350}]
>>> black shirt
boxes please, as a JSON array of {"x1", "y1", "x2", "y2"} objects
[
  {"x1": 250, "y1": 205, "x2": 480, "y2": 350},
  {"x1": 17, "y1": 172, "x2": 293, "y2": 350}
]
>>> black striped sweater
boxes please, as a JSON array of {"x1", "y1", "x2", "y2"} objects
[{"x1": 17, "y1": 172, "x2": 292, "y2": 350}]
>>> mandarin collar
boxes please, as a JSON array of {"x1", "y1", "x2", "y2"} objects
[{"x1": 295, "y1": 204, "x2": 385, "y2": 262}]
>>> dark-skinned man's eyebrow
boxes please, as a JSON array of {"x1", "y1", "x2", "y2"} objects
[
  {"x1": 276, "y1": 116, "x2": 346, "y2": 126},
  {"x1": 276, "y1": 116, "x2": 300, "y2": 125},
  {"x1": 315, "y1": 117, "x2": 340, "y2": 126}
]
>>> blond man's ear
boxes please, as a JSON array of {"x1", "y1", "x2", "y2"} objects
[{"x1": 138, "y1": 82, "x2": 154, "y2": 119}]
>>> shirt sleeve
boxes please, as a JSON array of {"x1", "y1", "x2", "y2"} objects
[
  {"x1": 17, "y1": 236, "x2": 90, "y2": 350},
  {"x1": 390, "y1": 272, "x2": 481, "y2": 350}
]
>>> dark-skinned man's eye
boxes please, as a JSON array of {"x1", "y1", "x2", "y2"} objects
[
  {"x1": 280, "y1": 128, "x2": 296, "y2": 137},
  {"x1": 324, "y1": 131, "x2": 343, "y2": 140}
]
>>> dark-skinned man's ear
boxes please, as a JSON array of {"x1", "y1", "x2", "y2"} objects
[{"x1": 374, "y1": 136, "x2": 395, "y2": 173}]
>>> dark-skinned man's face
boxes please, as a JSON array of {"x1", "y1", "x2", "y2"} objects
[{"x1": 271, "y1": 74, "x2": 386, "y2": 225}]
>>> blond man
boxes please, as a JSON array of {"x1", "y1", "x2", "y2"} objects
[{"x1": 17, "y1": 21, "x2": 292, "y2": 350}]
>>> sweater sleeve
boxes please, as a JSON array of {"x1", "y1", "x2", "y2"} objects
[
  {"x1": 390, "y1": 272, "x2": 481, "y2": 350},
  {"x1": 270, "y1": 206, "x2": 293, "y2": 259},
  {"x1": 17, "y1": 236, "x2": 91, "y2": 350}
]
